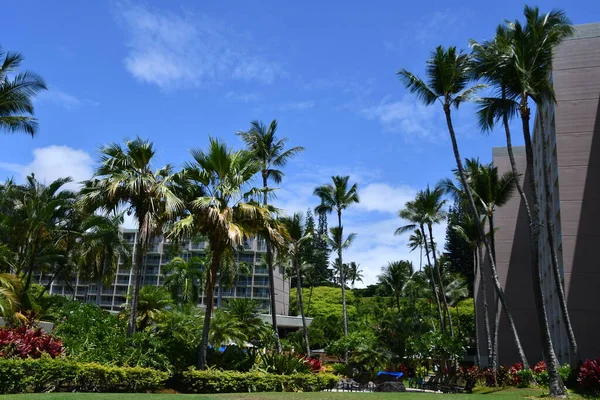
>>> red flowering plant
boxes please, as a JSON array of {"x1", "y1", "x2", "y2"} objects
[
  {"x1": 508, "y1": 362, "x2": 523, "y2": 386},
  {"x1": 577, "y1": 358, "x2": 600, "y2": 396},
  {"x1": 533, "y1": 361, "x2": 547, "y2": 373},
  {"x1": 459, "y1": 366, "x2": 480, "y2": 392},
  {"x1": 0, "y1": 326, "x2": 64, "y2": 359},
  {"x1": 306, "y1": 356, "x2": 323, "y2": 373}
]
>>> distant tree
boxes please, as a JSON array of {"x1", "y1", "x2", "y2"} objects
[
  {"x1": 444, "y1": 202, "x2": 474, "y2": 293},
  {"x1": 314, "y1": 205, "x2": 331, "y2": 283}
]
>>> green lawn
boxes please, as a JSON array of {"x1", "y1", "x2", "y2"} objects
[{"x1": 0, "y1": 388, "x2": 582, "y2": 400}]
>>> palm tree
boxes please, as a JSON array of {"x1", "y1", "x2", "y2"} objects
[
  {"x1": 281, "y1": 212, "x2": 312, "y2": 356},
  {"x1": 453, "y1": 213, "x2": 491, "y2": 367},
  {"x1": 78, "y1": 213, "x2": 130, "y2": 306},
  {"x1": 237, "y1": 119, "x2": 304, "y2": 353},
  {"x1": 162, "y1": 256, "x2": 205, "y2": 305},
  {"x1": 0, "y1": 273, "x2": 21, "y2": 319},
  {"x1": 80, "y1": 137, "x2": 183, "y2": 335},
  {"x1": 345, "y1": 262, "x2": 363, "y2": 289},
  {"x1": 397, "y1": 186, "x2": 451, "y2": 334},
  {"x1": 314, "y1": 175, "x2": 359, "y2": 358},
  {"x1": 445, "y1": 159, "x2": 519, "y2": 369},
  {"x1": 398, "y1": 46, "x2": 530, "y2": 367},
  {"x1": 378, "y1": 261, "x2": 414, "y2": 311},
  {"x1": 472, "y1": 9, "x2": 577, "y2": 378},
  {"x1": 130, "y1": 285, "x2": 172, "y2": 331},
  {"x1": 169, "y1": 137, "x2": 283, "y2": 369},
  {"x1": 209, "y1": 309, "x2": 247, "y2": 347},
  {"x1": 0, "y1": 48, "x2": 47, "y2": 136},
  {"x1": 408, "y1": 230, "x2": 426, "y2": 271}
]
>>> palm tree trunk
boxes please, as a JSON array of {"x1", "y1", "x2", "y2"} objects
[
  {"x1": 307, "y1": 285, "x2": 314, "y2": 315},
  {"x1": 478, "y1": 244, "x2": 492, "y2": 368},
  {"x1": 337, "y1": 210, "x2": 349, "y2": 363},
  {"x1": 263, "y1": 175, "x2": 282, "y2": 353},
  {"x1": 428, "y1": 223, "x2": 454, "y2": 336},
  {"x1": 444, "y1": 104, "x2": 529, "y2": 368},
  {"x1": 97, "y1": 248, "x2": 108, "y2": 307},
  {"x1": 473, "y1": 248, "x2": 481, "y2": 367},
  {"x1": 127, "y1": 229, "x2": 146, "y2": 336},
  {"x1": 295, "y1": 253, "x2": 310, "y2": 356},
  {"x1": 538, "y1": 111, "x2": 578, "y2": 362},
  {"x1": 198, "y1": 249, "x2": 220, "y2": 369},
  {"x1": 419, "y1": 245, "x2": 423, "y2": 271},
  {"x1": 420, "y1": 224, "x2": 445, "y2": 332},
  {"x1": 489, "y1": 214, "x2": 501, "y2": 371},
  {"x1": 519, "y1": 107, "x2": 563, "y2": 390}
]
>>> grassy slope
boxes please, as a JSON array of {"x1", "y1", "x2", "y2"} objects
[{"x1": 0, "y1": 387, "x2": 582, "y2": 400}]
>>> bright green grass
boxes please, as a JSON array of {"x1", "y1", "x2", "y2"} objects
[{"x1": 0, "y1": 388, "x2": 583, "y2": 400}]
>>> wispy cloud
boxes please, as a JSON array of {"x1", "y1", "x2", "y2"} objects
[
  {"x1": 361, "y1": 96, "x2": 443, "y2": 141},
  {"x1": 0, "y1": 146, "x2": 94, "y2": 191},
  {"x1": 37, "y1": 89, "x2": 99, "y2": 111},
  {"x1": 116, "y1": 4, "x2": 284, "y2": 89},
  {"x1": 278, "y1": 100, "x2": 315, "y2": 111},
  {"x1": 225, "y1": 91, "x2": 263, "y2": 103}
]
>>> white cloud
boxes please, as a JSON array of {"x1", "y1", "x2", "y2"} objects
[
  {"x1": 225, "y1": 91, "x2": 263, "y2": 103},
  {"x1": 37, "y1": 90, "x2": 98, "y2": 110},
  {"x1": 0, "y1": 146, "x2": 94, "y2": 191},
  {"x1": 279, "y1": 101, "x2": 315, "y2": 111},
  {"x1": 344, "y1": 216, "x2": 448, "y2": 287},
  {"x1": 361, "y1": 96, "x2": 442, "y2": 141},
  {"x1": 356, "y1": 183, "x2": 416, "y2": 214},
  {"x1": 117, "y1": 4, "x2": 283, "y2": 89}
]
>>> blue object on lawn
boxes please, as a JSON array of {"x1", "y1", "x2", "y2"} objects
[{"x1": 376, "y1": 371, "x2": 404, "y2": 379}]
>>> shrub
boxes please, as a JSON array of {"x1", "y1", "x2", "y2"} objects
[
  {"x1": 331, "y1": 362, "x2": 346, "y2": 376},
  {"x1": 459, "y1": 366, "x2": 480, "y2": 392},
  {"x1": 258, "y1": 352, "x2": 312, "y2": 374},
  {"x1": 577, "y1": 358, "x2": 600, "y2": 396},
  {"x1": 179, "y1": 368, "x2": 338, "y2": 393},
  {"x1": 515, "y1": 369, "x2": 534, "y2": 388},
  {"x1": 508, "y1": 362, "x2": 523, "y2": 386},
  {"x1": 0, "y1": 327, "x2": 63, "y2": 358},
  {"x1": 0, "y1": 357, "x2": 168, "y2": 394}
]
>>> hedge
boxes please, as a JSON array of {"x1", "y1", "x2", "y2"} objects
[
  {"x1": 0, "y1": 357, "x2": 168, "y2": 394},
  {"x1": 180, "y1": 368, "x2": 338, "y2": 393}
]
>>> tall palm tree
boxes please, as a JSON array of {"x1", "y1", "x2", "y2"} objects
[
  {"x1": 237, "y1": 119, "x2": 304, "y2": 353},
  {"x1": 314, "y1": 175, "x2": 359, "y2": 360},
  {"x1": 169, "y1": 137, "x2": 283, "y2": 369},
  {"x1": 78, "y1": 213, "x2": 130, "y2": 306},
  {"x1": 472, "y1": 9, "x2": 577, "y2": 376},
  {"x1": 398, "y1": 46, "x2": 529, "y2": 367},
  {"x1": 162, "y1": 256, "x2": 205, "y2": 305},
  {"x1": 397, "y1": 186, "x2": 452, "y2": 334},
  {"x1": 408, "y1": 230, "x2": 426, "y2": 271},
  {"x1": 281, "y1": 212, "x2": 312, "y2": 356},
  {"x1": 378, "y1": 260, "x2": 414, "y2": 311},
  {"x1": 80, "y1": 137, "x2": 183, "y2": 335},
  {"x1": 0, "y1": 48, "x2": 47, "y2": 136},
  {"x1": 453, "y1": 213, "x2": 491, "y2": 367},
  {"x1": 345, "y1": 262, "x2": 363, "y2": 289}
]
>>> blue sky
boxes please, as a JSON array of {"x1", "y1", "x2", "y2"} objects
[{"x1": 2, "y1": 1, "x2": 599, "y2": 285}]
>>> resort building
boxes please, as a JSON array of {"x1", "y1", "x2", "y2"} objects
[
  {"x1": 42, "y1": 230, "x2": 291, "y2": 317},
  {"x1": 476, "y1": 22, "x2": 600, "y2": 365}
]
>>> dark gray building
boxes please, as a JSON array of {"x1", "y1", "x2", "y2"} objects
[{"x1": 476, "y1": 22, "x2": 600, "y2": 365}]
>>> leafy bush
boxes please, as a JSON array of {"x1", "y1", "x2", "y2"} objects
[
  {"x1": 331, "y1": 362, "x2": 346, "y2": 376},
  {"x1": 258, "y1": 352, "x2": 311, "y2": 374},
  {"x1": 180, "y1": 368, "x2": 338, "y2": 393},
  {"x1": 515, "y1": 369, "x2": 534, "y2": 388},
  {"x1": 459, "y1": 366, "x2": 480, "y2": 393},
  {"x1": 206, "y1": 346, "x2": 257, "y2": 372},
  {"x1": 51, "y1": 301, "x2": 172, "y2": 371},
  {"x1": 0, "y1": 327, "x2": 63, "y2": 358},
  {"x1": 577, "y1": 358, "x2": 600, "y2": 396},
  {"x1": 0, "y1": 357, "x2": 168, "y2": 394}
]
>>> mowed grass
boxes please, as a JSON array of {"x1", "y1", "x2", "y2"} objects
[{"x1": 0, "y1": 387, "x2": 581, "y2": 400}]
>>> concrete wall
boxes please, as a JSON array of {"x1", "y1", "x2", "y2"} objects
[{"x1": 553, "y1": 23, "x2": 600, "y2": 360}]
